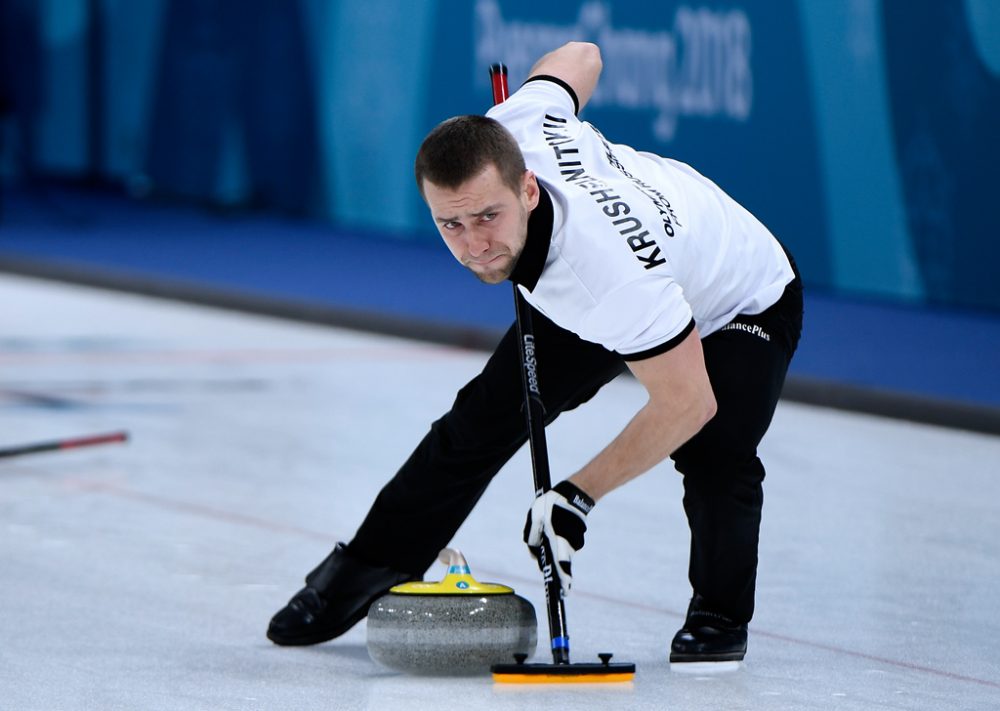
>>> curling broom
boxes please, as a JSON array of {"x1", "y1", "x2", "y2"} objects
[
  {"x1": 0, "y1": 431, "x2": 129, "y2": 460},
  {"x1": 487, "y1": 61, "x2": 636, "y2": 685}
]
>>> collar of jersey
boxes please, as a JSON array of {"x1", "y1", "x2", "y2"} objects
[{"x1": 508, "y1": 183, "x2": 553, "y2": 292}]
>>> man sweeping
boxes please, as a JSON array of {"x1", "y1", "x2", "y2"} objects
[{"x1": 268, "y1": 41, "x2": 803, "y2": 665}]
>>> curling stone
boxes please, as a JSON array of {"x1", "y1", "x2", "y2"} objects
[{"x1": 366, "y1": 548, "x2": 536, "y2": 675}]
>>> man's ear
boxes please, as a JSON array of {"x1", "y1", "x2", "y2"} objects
[{"x1": 523, "y1": 170, "x2": 540, "y2": 210}]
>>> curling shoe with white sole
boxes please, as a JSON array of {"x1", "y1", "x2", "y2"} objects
[{"x1": 669, "y1": 595, "x2": 748, "y2": 664}]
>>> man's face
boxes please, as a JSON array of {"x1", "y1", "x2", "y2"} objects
[{"x1": 423, "y1": 164, "x2": 539, "y2": 284}]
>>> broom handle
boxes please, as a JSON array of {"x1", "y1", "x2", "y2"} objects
[
  {"x1": 490, "y1": 62, "x2": 571, "y2": 665},
  {"x1": 0, "y1": 431, "x2": 128, "y2": 459}
]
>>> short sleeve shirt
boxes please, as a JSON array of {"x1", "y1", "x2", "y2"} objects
[{"x1": 486, "y1": 76, "x2": 795, "y2": 360}]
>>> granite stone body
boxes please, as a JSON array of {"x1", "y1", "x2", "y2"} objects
[{"x1": 366, "y1": 592, "x2": 537, "y2": 675}]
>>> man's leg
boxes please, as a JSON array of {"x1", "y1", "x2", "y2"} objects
[
  {"x1": 268, "y1": 308, "x2": 625, "y2": 645},
  {"x1": 670, "y1": 275, "x2": 802, "y2": 662}
]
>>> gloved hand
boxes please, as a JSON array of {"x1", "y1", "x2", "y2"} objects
[{"x1": 523, "y1": 480, "x2": 596, "y2": 596}]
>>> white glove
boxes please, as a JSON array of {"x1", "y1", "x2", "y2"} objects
[{"x1": 523, "y1": 480, "x2": 595, "y2": 596}]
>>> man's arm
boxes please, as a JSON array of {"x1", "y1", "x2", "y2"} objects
[
  {"x1": 527, "y1": 41, "x2": 603, "y2": 112},
  {"x1": 567, "y1": 327, "x2": 717, "y2": 501}
]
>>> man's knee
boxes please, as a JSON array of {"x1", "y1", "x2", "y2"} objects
[{"x1": 673, "y1": 440, "x2": 766, "y2": 494}]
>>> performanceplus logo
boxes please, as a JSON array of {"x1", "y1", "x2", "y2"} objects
[
  {"x1": 523, "y1": 334, "x2": 541, "y2": 395},
  {"x1": 720, "y1": 321, "x2": 770, "y2": 341},
  {"x1": 475, "y1": 0, "x2": 753, "y2": 141}
]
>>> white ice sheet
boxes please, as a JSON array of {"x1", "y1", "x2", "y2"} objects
[{"x1": 1, "y1": 274, "x2": 998, "y2": 710}]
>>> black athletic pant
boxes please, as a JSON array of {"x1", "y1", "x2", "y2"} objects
[{"x1": 349, "y1": 270, "x2": 802, "y2": 626}]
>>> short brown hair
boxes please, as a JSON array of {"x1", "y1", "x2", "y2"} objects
[{"x1": 414, "y1": 115, "x2": 526, "y2": 198}]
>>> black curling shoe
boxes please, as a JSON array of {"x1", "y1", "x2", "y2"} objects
[
  {"x1": 669, "y1": 595, "x2": 748, "y2": 663},
  {"x1": 267, "y1": 543, "x2": 418, "y2": 646}
]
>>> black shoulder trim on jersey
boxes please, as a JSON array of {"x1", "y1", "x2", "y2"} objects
[
  {"x1": 619, "y1": 318, "x2": 696, "y2": 362},
  {"x1": 522, "y1": 75, "x2": 580, "y2": 115},
  {"x1": 509, "y1": 183, "x2": 553, "y2": 292}
]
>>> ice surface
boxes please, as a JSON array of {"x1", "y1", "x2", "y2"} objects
[{"x1": 2, "y1": 273, "x2": 998, "y2": 710}]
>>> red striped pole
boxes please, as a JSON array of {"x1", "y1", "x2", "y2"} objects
[{"x1": 0, "y1": 431, "x2": 129, "y2": 459}]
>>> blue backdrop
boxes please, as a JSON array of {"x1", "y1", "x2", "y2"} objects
[{"x1": 2, "y1": 0, "x2": 999, "y2": 311}]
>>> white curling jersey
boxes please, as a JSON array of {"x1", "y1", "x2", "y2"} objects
[{"x1": 486, "y1": 76, "x2": 795, "y2": 360}]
